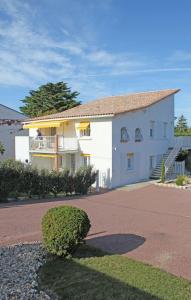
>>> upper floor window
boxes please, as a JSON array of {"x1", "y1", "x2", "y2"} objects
[
  {"x1": 78, "y1": 122, "x2": 90, "y2": 137},
  {"x1": 50, "y1": 127, "x2": 56, "y2": 136},
  {"x1": 150, "y1": 121, "x2": 155, "y2": 138},
  {"x1": 120, "y1": 127, "x2": 129, "y2": 142},
  {"x1": 135, "y1": 128, "x2": 143, "y2": 142},
  {"x1": 163, "y1": 122, "x2": 167, "y2": 138}
]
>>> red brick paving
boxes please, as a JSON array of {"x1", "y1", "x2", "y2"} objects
[{"x1": 1, "y1": 185, "x2": 191, "y2": 280}]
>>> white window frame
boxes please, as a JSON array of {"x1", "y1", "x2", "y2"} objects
[
  {"x1": 135, "y1": 128, "x2": 143, "y2": 142},
  {"x1": 150, "y1": 121, "x2": 155, "y2": 139},
  {"x1": 80, "y1": 125, "x2": 91, "y2": 137},
  {"x1": 120, "y1": 127, "x2": 130, "y2": 143},
  {"x1": 127, "y1": 153, "x2": 134, "y2": 171},
  {"x1": 83, "y1": 156, "x2": 90, "y2": 167}
]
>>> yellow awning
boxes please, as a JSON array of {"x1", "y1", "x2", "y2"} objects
[
  {"x1": 77, "y1": 122, "x2": 90, "y2": 130},
  {"x1": 80, "y1": 153, "x2": 91, "y2": 157},
  {"x1": 32, "y1": 154, "x2": 59, "y2": 158},
  {"x1": 23, "y1": 121, "x2": 62, "y2": 129}
]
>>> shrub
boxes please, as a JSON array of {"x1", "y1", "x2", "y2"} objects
[
  {"x1": 49, "y1": 171, "x2": 64, "y2": 197},
  {"x1": 161, "y1": 160, "x2": 165, "y2": 183},
  {"x1": 38, "y1": 169, "x2": 51, "y2": 198},
  {"x1": 0, "y1": 159, "x2": 97, "y2": 201},
  {"x1": 42, "y1": 206, "x2": 91, "y2": 256},
  {"x1": 74, "y1": 166, "x2": 97, "y2": 195},
  {"x1": 185, "y1": 150, "x2": 191, "y2": 171},
  {"x1": 176, "y1": 150, "x2": 188, "y2": 162},
  {"x1": 175, "y1": 175, "x2": 190, "y2": 186},
  {"x1": 0, "y1": 159, "x2": 24, "y2": 201},
  {"x1": 20, "y1": 165, "x2": 40, "y2": 198},
  {"x1": 60, "y1": 169, "x2": 74, "y2": 195}
]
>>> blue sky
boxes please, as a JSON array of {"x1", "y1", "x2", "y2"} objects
[{"x1": 0, "y1": 0, "x2": 191, "y2": 123}]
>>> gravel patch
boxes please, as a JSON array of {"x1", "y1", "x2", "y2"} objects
[{"x1": 0, "y1": 243, "x2": 57, "y2": 300}]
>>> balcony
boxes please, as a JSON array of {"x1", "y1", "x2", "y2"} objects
[{"x1": 29, "y1": 136, "x2": 79, "y2": 153}]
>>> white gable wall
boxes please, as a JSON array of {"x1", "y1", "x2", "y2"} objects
[
  {"x1": 0, "y1": 105, "x2": 28, "y2": 160},
  {"x1": 77, "y1": 117, "x2": 113, "y2": 187},
  {"x1": 111, "y1": 95, "x2": 174, "y2": 187}
]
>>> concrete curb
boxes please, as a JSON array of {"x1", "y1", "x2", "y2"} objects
[{"x1": 154, "y1": 182, "x2": 190, "y2": 190}]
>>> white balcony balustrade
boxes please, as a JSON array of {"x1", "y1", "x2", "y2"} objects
[
  {"x1": 29, "y1": 136, "x2": 78, "y2": 153},
  {"x1": 58, "y1": 136, "x2": 79, "y2": 152}
]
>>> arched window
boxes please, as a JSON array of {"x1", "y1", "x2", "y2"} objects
[
  {"x1": 135, "y1": 128, "x2": 143, "y2": 142},
  {"x1": 120, "y1": 127, "x2": 129, "y2": 142}
]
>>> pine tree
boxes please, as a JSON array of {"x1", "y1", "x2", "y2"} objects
[
  {"x1": 175, "y1": 114, "x2": 188, "y2": 133},
  {"x1": 20, "y1": 82, "x2": 80, "y2": 117}
]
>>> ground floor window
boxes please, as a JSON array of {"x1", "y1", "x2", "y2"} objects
[
  {"x1": 70, "y1": 154, "x2": 76, "y2": 173},
  {"x1": 149, "y1": 155, "x2": 154, "y2": 170},
  {"x1": 82, "y1": 155, "x2": 90, "y2": 167},
  {"x1": 127, "y1": 153, "x2": 134, "y2": 170}
]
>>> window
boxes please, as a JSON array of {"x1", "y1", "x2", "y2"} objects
[
  {"x1": 120, "y1": 127, "x2": 129, "y2": 142},
  {"x1": 149, "y1": 155, "x2": 154, "y2": 170},
  {"x1": 50, "y1": 127, "x2": 56, "y2": 136},
  {"x1": 163, "y1": 122, "x2": 167, "y2": 138},
  {"x1": 70, "y1": 154, "x2": 76, "y2": 173},
  {"x1": 127, "y1": 153, "x2": 134, "y2": 170},
  {"x1": 135, "y1": 128, "x2": 143, "y2": 142},
  {"x1": 81, "y1": 154, "x2": 90, "y2": 167},
  {"x1": 83, "y1": 156, "x2": 90, "y2": 167},
  {"x1": 150, "y1": 121, "x2": 155, "y2": 138},
  {"x1": 80, "y1": 124, "x2": 90, "y2": 137}
]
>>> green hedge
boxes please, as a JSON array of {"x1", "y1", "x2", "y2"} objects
[
  {"x1": 42, "y1": 206, "x2": 91, "y2": 256},
  {"x1": 0, "y1": 159, "x2": 97, "y2": 202}
]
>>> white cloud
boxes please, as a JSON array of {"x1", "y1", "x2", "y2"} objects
[
  {"x1": 1, "y1": 0, "x2": 191, "y2": 102},
  {"x1": 169, "y1": 51, "x2": 191, "y2": 62}
]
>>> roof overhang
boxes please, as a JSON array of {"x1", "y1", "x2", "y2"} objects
[{"x1": 22, "y1": 114, "x2": 114, "y2": 125}]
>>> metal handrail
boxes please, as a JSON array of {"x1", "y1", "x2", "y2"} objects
[{"x1": 164, "y1": 140, "x2": 182, "y2": 175}]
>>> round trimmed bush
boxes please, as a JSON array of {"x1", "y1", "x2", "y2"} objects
[{"x1": 42, "y1": 206, "x2": 91, "y2": 257}]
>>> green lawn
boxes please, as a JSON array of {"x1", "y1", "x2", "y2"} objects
[{"x1": 38, "y1": 245, "x2": 191, "y2": 300}]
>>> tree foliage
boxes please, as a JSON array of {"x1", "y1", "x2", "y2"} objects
[
  {"x1": 20, "y1": 82, "x2": 80, "y2": 117},
  {"x1": 175, "y1": 114, "x2": 190, "y2": 136},
  {"x1": 0, "y1": 141, "x2": 5, "y2": 155}
]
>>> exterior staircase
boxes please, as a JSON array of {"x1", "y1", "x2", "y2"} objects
[
  {"x1": 150, "y1": 137, "x2": 191, "y2": 180},
  {"x1": 150, "y1": 148, "x2": 173, "y2": 179}
]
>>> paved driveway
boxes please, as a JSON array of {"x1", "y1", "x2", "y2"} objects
[{"x1": 1, "y1": 185, "x2": 191, "y2": 280}]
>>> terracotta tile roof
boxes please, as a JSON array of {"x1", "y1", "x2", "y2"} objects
[{"x1": 26, "y1": 89, "x2": 180, "y2": 122}]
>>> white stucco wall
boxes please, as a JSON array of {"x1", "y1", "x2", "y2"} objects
[
  {"x1": 0, "y1": 105, "x2": 28, "y2": 160},
  {"x1": 15, "y1": 136, "x2": 29, "y2": 163},
  {"x1": 112, "y1": 95, "x2": 175, "y2": 187},
  {"x1": 31, "y1": 156, "x2": 54, "y2": 170},
  {"x1": 61, "y1": 118, "x2": 112, "y2": 187},
  {"x1": 77, "y1": 118, "x2": 113, "y2": 187}
]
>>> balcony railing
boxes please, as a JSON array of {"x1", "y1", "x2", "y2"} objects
[
  {"x1": 29, "y1": 136, "x2": 78, "y2": 153},
  {"x1": 174, "y1": 136, "x2": 191, "y2": 148}
]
